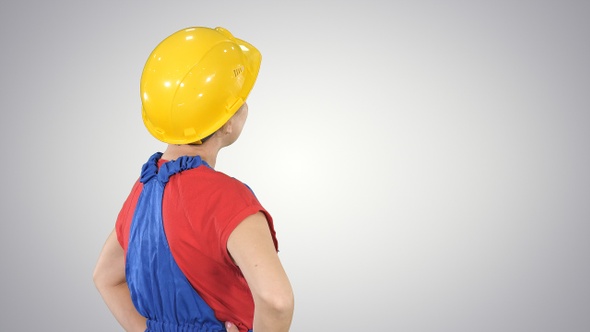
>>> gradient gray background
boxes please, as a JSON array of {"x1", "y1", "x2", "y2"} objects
[{"x1": 1, "y1": 0, "x2": 589, "y2": 331}]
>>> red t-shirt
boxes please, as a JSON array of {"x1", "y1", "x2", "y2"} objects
[{"x1": 116, "y1": 159, "x2": 277, "y2": 332}]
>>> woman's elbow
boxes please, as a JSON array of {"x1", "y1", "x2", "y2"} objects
[
  {"x1": 92, "y1": 264, "x2": 107, "y2": 290},
  {"x1": 256, "y1": 287, "x2": 295, "y2": 316},
  {"x1": 92, "y1": 261, "x2": 124, "y2": 291}
]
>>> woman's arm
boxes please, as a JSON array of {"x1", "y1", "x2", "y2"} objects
[
  {"x1": 93, "y1": 229, "x2": 147, "y2": 332},
  {"x1": 227, "y1": 212, "x2": 295, "y2": 332}
]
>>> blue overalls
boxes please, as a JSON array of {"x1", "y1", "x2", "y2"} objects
[{"x1": 125, "y1": 152, "x2": 234, "y2": 332}]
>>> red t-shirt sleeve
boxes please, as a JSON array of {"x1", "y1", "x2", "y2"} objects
[
  {"x1": 115, "y1": 179, "x2": 143, "y2": 253},
  {"x1": 206, "y1": 175, "x2": 278, "y2": 265},
  {"x1": 218, "y1": 199, "x2": 277, "y2": 265}
]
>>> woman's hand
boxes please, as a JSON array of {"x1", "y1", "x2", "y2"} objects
[{"x1": 225, "y1": 322, "x2": 239, "y2": 332}]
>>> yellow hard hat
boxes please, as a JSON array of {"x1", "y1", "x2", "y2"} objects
[{"x1": 140, "y1": 26, "x2": 262, "y2": 144}]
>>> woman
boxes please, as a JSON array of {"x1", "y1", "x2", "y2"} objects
[{"x1": 93, "y1": 26, "x2": 294, "y2": 332}]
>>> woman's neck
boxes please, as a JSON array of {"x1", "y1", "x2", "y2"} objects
[{"x1": 161, "y1": 143, "x2": 220, "y2": 168}]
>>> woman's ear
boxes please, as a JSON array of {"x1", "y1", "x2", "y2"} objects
[{"x1": 221, "y1": 118, "x2": 234, "y2": 135}]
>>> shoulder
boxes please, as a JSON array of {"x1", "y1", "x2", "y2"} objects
[
  {"x1": 180, "y1": 167, "x2": 258, "y2": 198},
  {"x1": 115, "y1": 179, "x2": 143, "y2": 251}
]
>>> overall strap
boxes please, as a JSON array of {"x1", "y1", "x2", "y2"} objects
[
  {"x1": 139, "y1": 152, "x2": 211, "y2": 184},
  {"x1": 126, "y1": 152, "x2": 224, "y2": 332}
]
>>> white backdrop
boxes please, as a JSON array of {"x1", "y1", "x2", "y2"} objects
[{"x1": 1, "y1": 0, "x2": 589, "y2": 331}]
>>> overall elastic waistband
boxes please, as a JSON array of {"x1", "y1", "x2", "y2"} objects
[{"x1": 146, "y1": 319, "x2": 225, "y2": 332}]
